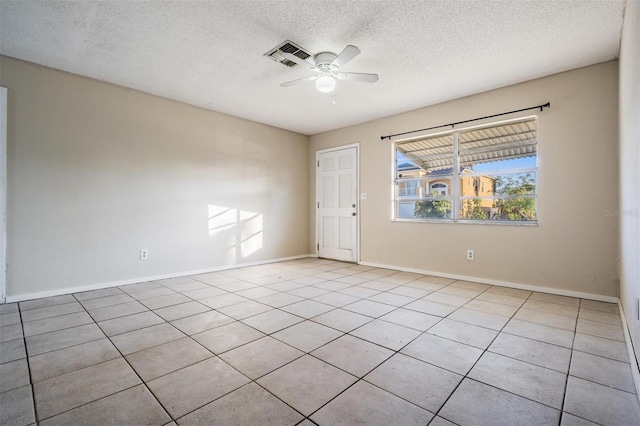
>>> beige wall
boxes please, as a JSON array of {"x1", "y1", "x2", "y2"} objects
[
  {"x1": 310, "y1": 61, "x2": 619, "y2": 298},
  {"x1": 619, "y1": 0, "x2": 640, "y2": 370},
  {"x1": 1, "y1": 56, "x2": 309, "y2": 299}
]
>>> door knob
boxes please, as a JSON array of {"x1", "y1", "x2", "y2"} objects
[{"x1": 352, "y1": 212, "x2": 357, "y2": 216}]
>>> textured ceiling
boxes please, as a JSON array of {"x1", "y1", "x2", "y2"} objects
[{"x1": 0, "y1": 0, "x2": 626, "y2": 135}]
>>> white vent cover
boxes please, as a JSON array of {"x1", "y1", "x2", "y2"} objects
[{"x1": 264, "y1": 40, "x2": 312, "y2": 67}]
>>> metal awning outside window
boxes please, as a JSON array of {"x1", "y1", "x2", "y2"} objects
[{"x1": 398, "y1": 118, "x2": 537, "y2": 173}]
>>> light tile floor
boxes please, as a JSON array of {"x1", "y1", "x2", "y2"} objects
[{"x1": 1, "y1": 258, "x2": 639, "y2": 425}]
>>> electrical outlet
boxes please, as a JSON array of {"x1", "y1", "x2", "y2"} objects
[
  {"x1": 466, "y1": 250, "x2": 475, "y2": 261},
  {"x1": 140, "y1": 249, "x2": 149, "y2": 260}
]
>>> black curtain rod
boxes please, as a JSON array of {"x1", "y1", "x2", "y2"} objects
[{"x1": 380, "y1": 102, "x2": 550, "y2": 141}]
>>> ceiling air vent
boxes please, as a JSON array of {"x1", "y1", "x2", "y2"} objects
[{"x1": 264, "y1": 40, "x2": 312, "y2": 67}]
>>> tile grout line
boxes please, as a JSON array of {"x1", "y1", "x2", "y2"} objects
[
  {"x1": 16, "y1": 302, "x2": 38, "y2": 425},
  {"x1": 160, "y1": 333, "x2": 312, "y2": 422},
  {"x1": 557, "y1": 297, "x2": 580, "y2": 425},
  {"x1": 293, "y1": 277, "x2": 499, "y2": 424},
  {"x1": 36, "y1": 290, "x2": 213, "y2": 422},
  {"x1": 285, "y1": 278, "x2": 474, "y2": 423},
  {"x1": 79, "y1": 290, "x2": 190, "y2": 424},
  {"x1": 40, "y1": 292, "x2": 173, "y2": 424},
  {"x1": 429, "y1": 284, "x2": 535, "y2": 424}
]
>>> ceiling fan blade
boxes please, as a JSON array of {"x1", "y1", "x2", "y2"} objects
[
  {"x1": 281, "y1": 52, "x2": 313, "y2": 68},
  {"x1": 335, "y1": 72, "x2": 379, "y2": 83},
  {"x1": 332, "y1": 45, "x2": 361, "y2": 68},
  {"x1": 280, "y1": 75, "x2": 318, "y2": 87}
]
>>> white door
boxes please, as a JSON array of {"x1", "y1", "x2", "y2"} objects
[{"x1": 317, "y1": 146, "x2": 358, "y2": 262}]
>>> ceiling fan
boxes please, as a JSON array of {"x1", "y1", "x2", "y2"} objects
[{"x1": 280, "y1": 45, "x2": 378, "y2": 93}]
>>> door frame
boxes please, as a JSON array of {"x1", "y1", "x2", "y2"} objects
[
  {"x1": 315, "y1": 143, "x2": 360, "y2": 263},
  {"x1": 1, "y1": 87, "x2": 7, "y2": 303}
]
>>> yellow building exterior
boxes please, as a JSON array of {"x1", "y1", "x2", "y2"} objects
[{"x1": 397, "y1": 166, "x2": 496, "y2": 218}]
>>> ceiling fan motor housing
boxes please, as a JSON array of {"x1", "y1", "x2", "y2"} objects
[{"x1": 314, "y1": 52, "x2": 339, "y2": 71}]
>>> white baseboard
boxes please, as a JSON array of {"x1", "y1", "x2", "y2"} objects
[
  {"x1": 619, "y1": 301, "x2": 640, "y2": 402},
  {"x1": 5, "y1": 254, "x2": 311, "y2": 303},
  {"x1": 358, "y1": 261, "x2": 619, "y2": 303},
  {"x1": 5, "y1": 255, "x2": 619, "y2": 305}
]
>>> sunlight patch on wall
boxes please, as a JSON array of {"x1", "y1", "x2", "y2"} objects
[
  {"x1": 208, "y1": 205, "x2": 237, "y2": 236},
  {"x1": 208, "y1": 205, "x2": 263, "y2": 259}
]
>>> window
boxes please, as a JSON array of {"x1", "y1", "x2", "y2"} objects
[
  {"x1": 398, "y1": 179, "x2": 419, "y2": 197},
  {"x1": 430, "y1": 182, "x2": 448, "y2": 196},
  {"x1": 394, "y1": 117, "x2": 537, "y2": 224}
]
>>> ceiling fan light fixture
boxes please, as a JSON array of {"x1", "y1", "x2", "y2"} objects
[{"x1": 316, "y1": 75, "x2": 336, "y2": 93}]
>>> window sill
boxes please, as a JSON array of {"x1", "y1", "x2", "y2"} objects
[{"x1": 393, "y1": 218, "x2": 538, "y2": 226}]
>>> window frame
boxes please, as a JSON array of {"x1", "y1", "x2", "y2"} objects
[{"x1": 392, "y1": 116, "x2": 539, "y2": 226}]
